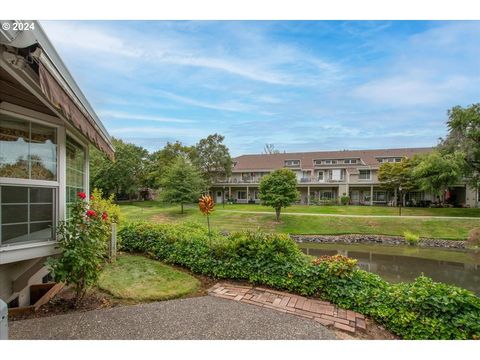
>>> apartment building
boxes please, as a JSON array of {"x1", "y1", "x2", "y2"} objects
[{"x1": 212, "y1": 148, "x2": 479, "y2": 208}]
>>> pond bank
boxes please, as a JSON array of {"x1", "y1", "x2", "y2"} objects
[{"x1": 291, "y1": 234, "x2": 467, "y2": 249}]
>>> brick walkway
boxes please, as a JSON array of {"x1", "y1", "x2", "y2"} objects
[{"x1": 208, "y1": 283, "x2": 366, "y2": 334}]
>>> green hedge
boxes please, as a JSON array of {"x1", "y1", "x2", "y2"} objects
[{"x1": 119, "y1": 221, "x2": 480, "y2": 339}]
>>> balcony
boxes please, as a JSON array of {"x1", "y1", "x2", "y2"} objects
[
  {"x1": 214, "y1": 178, "x2": 261, "y2": 184},
  {"x1": 299, "y1": 177, "x2": 345, "y2": 184}
]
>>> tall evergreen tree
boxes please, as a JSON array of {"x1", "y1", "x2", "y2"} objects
[{"x1": 160, "y1": 156, "x2": 206, "y2": 214}]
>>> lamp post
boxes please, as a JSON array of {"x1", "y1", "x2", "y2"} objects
[{"x1": 398, "y1": 185, "x2": 403, "y2": 216}]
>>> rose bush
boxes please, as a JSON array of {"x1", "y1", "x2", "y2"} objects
[{"x1": 47, "y1": 192, "x2": 110, "y2": 306}]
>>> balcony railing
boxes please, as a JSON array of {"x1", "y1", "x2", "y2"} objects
[{"x1": 215, "y1": 177, "x2": 346, "y2": 184}]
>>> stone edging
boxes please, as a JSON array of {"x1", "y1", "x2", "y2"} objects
[{"x1": 291, "y1": 234, "x2": 467, "y2": 249}]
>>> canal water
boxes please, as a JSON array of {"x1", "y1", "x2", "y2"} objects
[{"x1": 298, "y1": 243, "x2": 480, "y2": 295}]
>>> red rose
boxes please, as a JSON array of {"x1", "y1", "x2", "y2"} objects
[
  {"x1": 77, "y1": 192, "x2": 86, "y2": 199},
  {"x1": 86, "y1": 209, "x2": 97, "y2": 218},
  {"x1": 102, "y1": 212, "x2": 108, "y2": 221}
]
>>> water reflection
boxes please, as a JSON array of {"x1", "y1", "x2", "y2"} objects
[{"x1": 301, "y1": 244, "x2": 480, "y2": 295}]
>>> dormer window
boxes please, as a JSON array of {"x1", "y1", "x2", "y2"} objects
[
  {"x1": 344, "y1": 159, "x2": 358, "y2": 164},
  {"x1": 377, "y1": 157, "x2": 403, "y2": 163},
  {"x1": 284, "y1": 160, "x2": 300, "y2": 167}
]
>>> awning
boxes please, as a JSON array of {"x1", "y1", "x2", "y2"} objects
[{"x1": 38, "y1": 63, "x2": 114, "y2": 160}]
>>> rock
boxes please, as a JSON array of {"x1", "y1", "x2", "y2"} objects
[{"x1": 290, "y1": 234, "x2": 466, "y2": 249}]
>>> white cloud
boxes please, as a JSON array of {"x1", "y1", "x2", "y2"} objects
[
  {"x1": 41, "y1": 21, "x2": 343, "y2": 87},
  {"x1": 352, "y1": 75, "x2": 472, "y2": 106},
  {"x1": 98, "y1": 110, "x2": 196, "y2": 123}
]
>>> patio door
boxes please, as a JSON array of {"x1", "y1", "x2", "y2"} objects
[
  {"x1": 215, "y1": 191, "x2": 223, "y2": 204},
  {"x1": 350, "y1": 190, "x2": 359, "y2": 204}
]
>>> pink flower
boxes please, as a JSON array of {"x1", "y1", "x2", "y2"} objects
[
  {"x1": 77, "y1": 192, "x2": 86, "y2": 199},
  {"x1": 102, "y1": 212, "x2": 108, "y2": 221},
  {"x1": 86, "y1": 209, "x2": 97, "y2": 218}
]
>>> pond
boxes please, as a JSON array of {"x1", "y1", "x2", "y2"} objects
[{"x1": 298, "y1": 243, "x2": 480, "y2": 295}]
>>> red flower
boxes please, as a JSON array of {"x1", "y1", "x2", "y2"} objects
[
  {"x1": 77, "y1": 192, "x2": 86, "y2": 199},
  {"x1": 86, "y1": 209, "x2": 97, "y2": 218},
  {"x1": 102, "y1": 212, "x2": 108, "y2": 221}
]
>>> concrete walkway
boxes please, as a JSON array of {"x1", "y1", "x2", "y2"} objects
[
  {"x1": 218, "y1": 209, "x2": 480, "y2": 220},
  {"x1": 9, "y1": 296, "x2": 336, "y2": 340}
]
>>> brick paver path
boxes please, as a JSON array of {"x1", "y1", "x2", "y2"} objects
[{"x1": 208, "y1": 283, "x2": 366, "y2": 334}]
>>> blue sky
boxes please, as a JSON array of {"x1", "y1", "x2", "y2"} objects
[{"x1": 41, "y1": 21, "x2": 480, "y2": 156}]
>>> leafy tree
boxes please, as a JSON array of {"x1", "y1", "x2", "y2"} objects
[
  {"x1": 90, "y1": 137, "x2": 149, "y2": 199},
  {"x1": 440, "y1": 103, "x2": 480, "y2": 191},
  {"x1": 378, "y1": 158, "x2": 418, "y2": 206},
  {"x1": 145, "y1": 141, "x2": 194, "y2": 189},
  {"x1": 411, "y1": 151, "x2": 465, "y2": 201},
  {"x1": 160, "y1": 156, "x2": 206, "y2": 214},
  {"x1": 259, "y1": 169, "x2": 299, "y2": 221},
  {"x1": 192, "y1": 134, "x2": 232, "y2": 185}
]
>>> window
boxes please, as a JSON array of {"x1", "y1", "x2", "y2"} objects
[
  {"x1": 317, "y1": 171, "x2": 324, "y2": 181},
  {"x1": 344, "y1": 159, "x2": 357, "y2": 164},
  {"x1": 320, "y1": 191, "x2": 333, "y2": 200},
  {"x1": 237, "y1": 191, "x2": 247, "y2": 200},
  {"x1": 284, "y1": 160, "x2": 300, "y2": 167},
  {"x1": 0, "y1": 185, "x2": 55, "y2": 246},
  {"x1": 66, "y1": 136, "x2": 85, "y2": 219},
  {"x1": 325, "y1": 159, "x2": 337, "y2": 165},
  {"x1": 0, "y1": 115, "x2": 57, "y2": 181},
  {"x1": 373, "y1": 191, "x2": 387, "y2": 202},
  {"x1": 328, "y1": 169, "x2": 344, "y2": 181},
  {"x1": 359, "y1": 170, "x2": 371, "y2": 180}
]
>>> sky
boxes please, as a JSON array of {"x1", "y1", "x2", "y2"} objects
[{"x1": 41, "y1": 20, "x2": 480, "y2": 156}]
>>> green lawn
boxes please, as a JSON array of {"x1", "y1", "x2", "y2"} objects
[
  {"x1": 221, "y1": 203, "x2": 480, "y2": 217},
  {"x1": 98, "y1": 254, "x2": 200, "y2": 301},
  {"x1": 119, "y1": 201, "x2": 480, "y2": 240}
]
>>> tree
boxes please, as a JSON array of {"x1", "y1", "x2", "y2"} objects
[
  {"x1": 258, "y1": 169, "x2": 299, "y2": 221},
  {"x1": 192, "y1": 134, "x2": 232, "y2": 185},
  {"x1": 90, "y1": 137, "x2": 149, "y2": 199},
  {"x1": 160, "y1": 156, "x2": 206, "y2": 214},
  {"x1": 145, "y1": 141, "x2": 194, "y2": 189},
  {"x1": 440, "y1": 104, "x2": 480, "y2": 191},
  {"x1": 411, "y1": 151, "x2": 464, "y2": 201},
  {"x1": 264, "y1": 143, "x2": 280, "y2": 154},
  {"x1": 378, "y1": 158, "x2": 418, "y2": 206}
]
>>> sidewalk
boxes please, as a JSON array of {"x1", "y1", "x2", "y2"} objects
[{"x1": 9, "y1": 296, "x2": 336, "y2": 340}]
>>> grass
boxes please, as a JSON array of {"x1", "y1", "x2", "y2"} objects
[
  {"x1": 221, "y1": 204, "x2": 480, "y2": 217},
  {"x1": 118, "y1": 201, "x2": 480, "y2": 240},
  {"x1": 98, "y1": 254, "x2": 200, "y2": 301}
]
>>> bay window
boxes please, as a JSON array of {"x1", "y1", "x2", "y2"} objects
[
  {"x1": 0, "y1": 114, "x2": 58, "y2": 246},
  {"x1": 66, "y1": 136, "x2": 86, "y2": 219}
]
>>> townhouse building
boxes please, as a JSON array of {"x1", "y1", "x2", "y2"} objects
[{"x1": 212, "y1": 148, "x2": 479, "y2": 208}]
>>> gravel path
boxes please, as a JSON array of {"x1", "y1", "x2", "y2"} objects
[{"x1": 9, "y1": 296, "x2": 336, "y2": 340}]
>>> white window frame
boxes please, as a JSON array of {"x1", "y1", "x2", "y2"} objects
[
  {"x1": 237, "y1": 190, "x2": 247, "y2": 200},
  {"x1": 0, "y1": 109, "x2": 62, "y2": 248},
  {"x1": 358, "y1": 169, "x2": 371, "y2": 181}
]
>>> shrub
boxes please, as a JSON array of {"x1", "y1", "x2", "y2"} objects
[
  {"x1": 340, "y1": 195, "x2": 350, "y2": 205},
  {"x1": 467, "y1": 228, "x2": 480, "y2": 249},
  {"x1": 48, "y1": 192, "x2": 110, "y2": 306},
  {"x1": 119, "y1": 222, "x2": 480, "y2": 339},
  {"x1": 404, "y1": 231, "x2": 420, "y2": 246}
]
